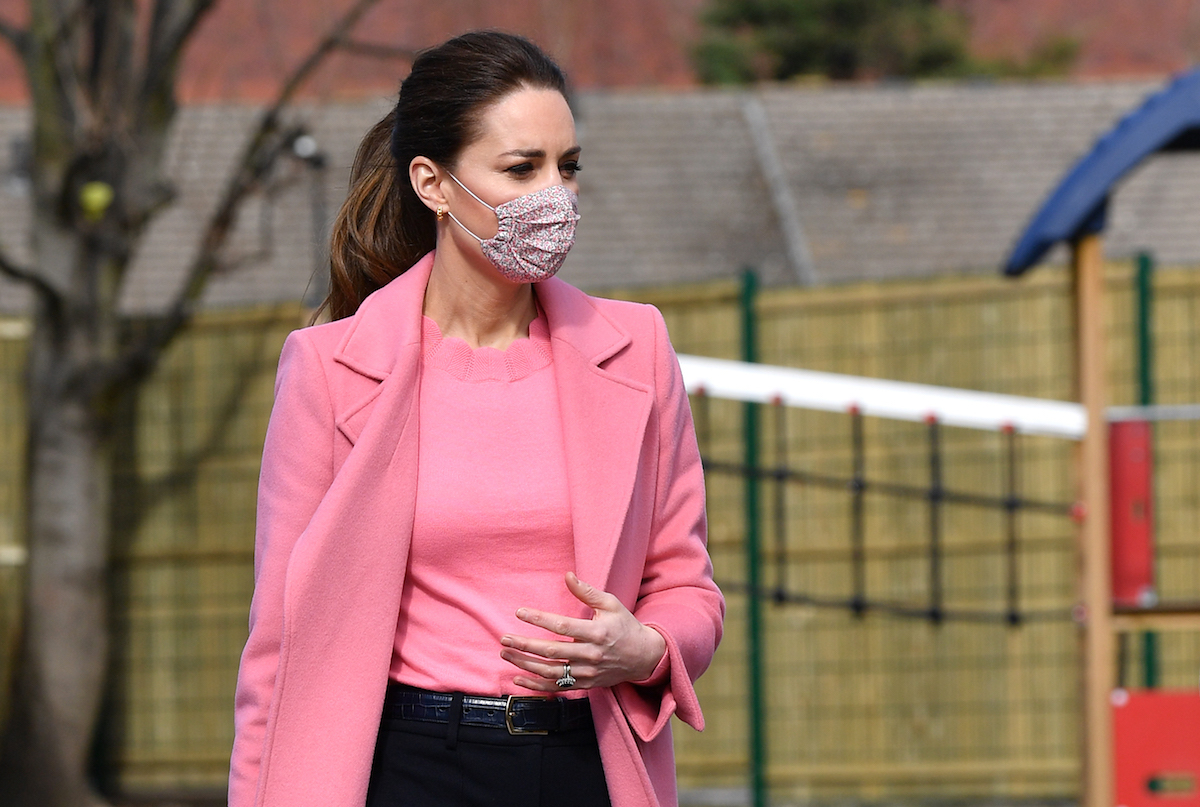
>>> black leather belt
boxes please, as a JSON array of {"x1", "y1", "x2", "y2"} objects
[{"x1": 383, "y1": 683, "x2": 593, "y2": 736}]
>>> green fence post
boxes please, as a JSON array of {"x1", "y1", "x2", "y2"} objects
[
  {"x1": 740, "y1": 268, "x2": 767, "y2": 807},
  {"x1": 1136, "y1": 250, "x2": 1159, "y2": 689}
]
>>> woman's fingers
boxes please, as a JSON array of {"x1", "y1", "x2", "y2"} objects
[
  {"x1": 512, "y1": 574, "x2": 631, "y2": 645},
  {"x1": 505, "y1": 572, "x2": 660, "y2": 690},
  {"x1": 501, "y1": 647, "x2": 590, "y2": 690},
  {"x1": 500, "y1": 632, "x2": 573, "y2": 661},
  {"x1": 564, "y1": 572, "x2": 620, "y2": 612},
  {"x1": 501, "y1": 648, "x2": 567, "y2": 678},
  {"x1": 513, "y1": 606, "x2": 600, "y2": 643},
  {"x1": 511, "y1": 673, "x2": 569, "y2": 692}
]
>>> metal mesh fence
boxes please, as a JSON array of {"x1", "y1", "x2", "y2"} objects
[
  {"x1": 688, "y1": 401, "x2": 1081, "y2": 801},
  {"x1": 664, "y1": 291, "x2": 1080, "y2": 801}
]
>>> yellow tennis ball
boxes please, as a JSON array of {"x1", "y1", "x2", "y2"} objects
[{"x1": 80, "y1": 181, "x2": 114, "y2": 221}]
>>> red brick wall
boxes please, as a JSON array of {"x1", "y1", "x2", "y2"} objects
[
  {"x1": 0, "y1": 0, "x2": 1195, "y2": 106},
  {"x1": 0, "y1": 0, "x2": 705, "y2": 104},
  {"x1": 947, "y1": 0, "x2": 1200, "y2": 78}
]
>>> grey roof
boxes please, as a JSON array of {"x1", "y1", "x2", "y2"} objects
[
  {"x1": 120, "y1": 100, "x2": 393, "y2": 314},
  {"x1": 2, "y1": 78, "x2": 1199, "y2": 315},
  {"x1": 569, "y1": 80, "x2": 1200, "y2": 289}
]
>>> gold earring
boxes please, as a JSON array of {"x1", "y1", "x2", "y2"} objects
[{"x1": 436, "y1": 205, "x2": 445, "y2": 221}]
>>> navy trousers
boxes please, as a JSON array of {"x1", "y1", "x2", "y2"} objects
[{"x1": 365, "y1": 688, "x2": 612, "y2": 807}]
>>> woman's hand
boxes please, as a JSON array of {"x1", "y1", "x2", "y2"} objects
[{"x1": 500, "y1": 572, "x2": 667, "y2": 692}]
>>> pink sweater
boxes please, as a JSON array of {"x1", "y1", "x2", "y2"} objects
[{"x1": 389, "y1": 313, "x2": 590, "y2": 695}]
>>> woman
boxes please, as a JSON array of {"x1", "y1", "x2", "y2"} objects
[{"x1": 229, "y1": 31, "x2": 724, "y2": 807}]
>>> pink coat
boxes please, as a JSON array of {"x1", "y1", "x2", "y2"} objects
[{"x1": 229, "y1": 252, "x2": 725, "y2": 807}]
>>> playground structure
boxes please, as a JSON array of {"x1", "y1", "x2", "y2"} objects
[{"x1": 1005, "y1": 66, "x2": 1200, "y2": 807}]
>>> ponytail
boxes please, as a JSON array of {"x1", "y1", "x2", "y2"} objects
[{"x1": 314, "y1": 110, "x2": 434, "y2": 323}]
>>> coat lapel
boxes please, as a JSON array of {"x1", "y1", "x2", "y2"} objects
[
  {"x1": 329, "y1": 252, "x2": 437, "y2": 445},
  {"x1": 537, "y1": 278, "x2": 653, "y2": 593}
]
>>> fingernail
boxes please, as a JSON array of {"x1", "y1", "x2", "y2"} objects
[
  {"x1": 516, "y1": 608, "x2": 528, "y2": 620},
  {"x1": 501, "y1": 636, "x2": 513, "y2": 647}
]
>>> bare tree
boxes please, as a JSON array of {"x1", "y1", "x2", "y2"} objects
[{"x1": 0, "y1": 2, "x2": 404, "y2": 804}]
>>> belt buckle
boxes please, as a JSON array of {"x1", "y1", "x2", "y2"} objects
[{"x1": 504, "y1": 695, "x2": 550, "y2": 735}]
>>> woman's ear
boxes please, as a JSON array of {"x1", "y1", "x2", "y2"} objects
[{"x1": 409, "y1": 156, "x2": 445, "y2": 212}]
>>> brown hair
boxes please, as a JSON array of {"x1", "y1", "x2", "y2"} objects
[{"x1": 315, "y1": 31, "x2": 569, "y2": 322}]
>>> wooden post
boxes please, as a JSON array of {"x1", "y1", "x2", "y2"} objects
[{"x1": 1073, "y1": 232, "x2": 1115, "y2": 807}]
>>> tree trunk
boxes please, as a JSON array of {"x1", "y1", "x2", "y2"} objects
[
  {"x1": 0, "y1": 306, "x2": 113, "y2": 807},
  {"x1": 0, "y1": 3, "x2": 378, "y2": 799}
]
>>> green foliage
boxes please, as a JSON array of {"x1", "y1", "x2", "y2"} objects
[
  {"x1": 967, "y1": 35, "x2": 1082, "y2": 79},
  {"x1": 693, "y1": 0, "x2": 971, "y2": 83},
  {"x1": 693, "y1": 0, "x2": 1078, "y2": 83}
]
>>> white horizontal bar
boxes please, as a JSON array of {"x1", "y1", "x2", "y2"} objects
[
  {"x1": 0, "y1": 319, "x2": 31, "y2": 340},
  {"x1": 677, "y1": 355, "x2": 1088, "y2": 439},
  {"x1": 0, "y1": 544, "x2": 27, "y2": 567},
  {"x1": 1108, "y1": 404, "x2": 1200, "y2": 422}
]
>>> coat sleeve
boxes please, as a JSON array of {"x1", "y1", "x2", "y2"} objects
[
  {"x1": 229, "y1": 330, "x2": 337, "y2": 807},
  {"x1": 613, "y1": 306, "x2": 725, "y2": 743}
]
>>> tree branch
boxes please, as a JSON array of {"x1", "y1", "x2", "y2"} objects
[
  {"x1": 0, "y1": 16, "x2": 28, "y2": 53},
  {"x1": 0, "y1": 243, "x2": 60, "y2": 305},
  {"x1": 107, "y1": 0, "x2": 385, "y2": 387},
  {"x1": 120, "y1": 3, "x2": 216, "y2": 234},
  {"x1": 263, "y1": 0, "x2": 385, "y2": 123},
  {"x1": 149, "y1": 0, "x2": 218, "y2": 58},
  {"x1": 40, "y1": 0, "x2": 95, "y2": 134},
  {"x1": 339, "y1": 39, "x2": 417, "y2": 61},
  {"x1": 142, "y1": 0, "x2": 217, "y2": 99}
]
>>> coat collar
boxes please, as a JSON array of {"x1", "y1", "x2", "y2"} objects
[
  {"x1": 332, "y1": 251, "x2": 632, "y2": 377},
  {"x1": 535, "y1": 274, "x2": 631, "y2": 367},
  {"x1": 332, "y1": 252, "x2": 434, "y2": 380}
]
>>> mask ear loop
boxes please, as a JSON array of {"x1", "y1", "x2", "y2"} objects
[
  {"x1": 444, "y1": 171, "x2": 496, "y2": 244},
  {"x1": 444, "y1": 210, "x2": 485, "y2": 244},
  {"x1": 446, "y1": 171, "x2": 496, "y2": 212}
]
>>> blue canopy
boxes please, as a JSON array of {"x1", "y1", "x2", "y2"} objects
[{"x1": 1005, "y1": 68, "x2": 1200, "y2": 276}]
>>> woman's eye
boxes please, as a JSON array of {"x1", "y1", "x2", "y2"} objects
[
  {"x1": 506, "y1": 162, "x2": 535, "y2": 176},
  {"x1": 561, "y1": 161, "x2": 582, "y2": 178}
]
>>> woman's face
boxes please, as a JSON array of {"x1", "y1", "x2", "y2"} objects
[{"x1": 441, "y1": 86, "x2": 580, "y2": 244}]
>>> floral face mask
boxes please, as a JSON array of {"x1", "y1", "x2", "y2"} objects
[{"x1": 445, "y1": 172, "x2": 580, "y2": 283}]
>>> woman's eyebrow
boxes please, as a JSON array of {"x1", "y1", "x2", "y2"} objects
[{"x1": 500, "y1": 146, "x2": 582, "y2": 159}]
